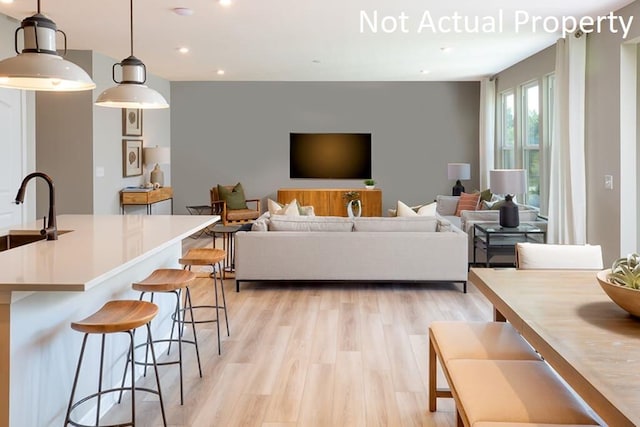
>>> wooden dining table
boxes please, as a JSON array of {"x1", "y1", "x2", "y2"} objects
[{"x1": 469, "y1": 267, "x2": 640, "y2": 427}]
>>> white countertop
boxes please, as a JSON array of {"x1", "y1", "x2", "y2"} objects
[{"x1": 0, "y1": 214, "x2": 218, "y2": 292}]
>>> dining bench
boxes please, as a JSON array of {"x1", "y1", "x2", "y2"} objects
[{"x1": 428, "y1": 321, "x2": 601, "y2": 427}]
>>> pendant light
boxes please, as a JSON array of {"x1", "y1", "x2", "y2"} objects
[
  {"x1": 0, "y1": 0, "x2": 96, "y2": 91},
  {"x1": 95, "y1": 0, "x2": 169, "y2": 109}
]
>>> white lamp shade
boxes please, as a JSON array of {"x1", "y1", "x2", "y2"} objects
[
  {"x1": 0, "y1": 52, "x2": 96, "y2": 91},
  {"x1": 490, "y1": 169, "x2": 527, "y2": 195},
  {"x1": 144, "y1": 146, "x2": 170, "y2": 165},
  {"x1": 447, "y1": 163, "x2": 471, "y2": 180},
  {"x1": 95, "y1": 83, "x2": 169, "y2": 109}
]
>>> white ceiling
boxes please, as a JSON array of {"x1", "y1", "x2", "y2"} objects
[{"x1": 0, "y1": 0, "x2": 635, "y2": 81}]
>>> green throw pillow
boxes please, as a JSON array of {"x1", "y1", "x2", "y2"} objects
[
  {"x1": 218, "y1": 183, "x2": 248, "y2": 210},
  {"x1": 480, "y1": 188, "x2": 492, "y2": 202}
]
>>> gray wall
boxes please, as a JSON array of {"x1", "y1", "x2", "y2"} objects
[
  {"x1": 492, "y1": 0, "x2": 640, "y2": 264},
  {"x1": 585, "y1": 0, "x2": 640, "y2": 264},
  {"x1": 92, "y1": 52, "x2": 172, "y2": 215},
  {"x1": 170, "y1": 82, "x2": 480, "y2": 214},
  {"x1": 36, "y1": 51, "x2": 94, "y2": 216},
  {"x1": 33, "y1": 49, "x2": 172, "y2": 216},
  {"x1": 495, "y1": 45, "x2": 555, "y2": 93}
]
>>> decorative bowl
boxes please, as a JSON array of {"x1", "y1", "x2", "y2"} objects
[{"x1": 597, "y1": 269, "x2": 640, "y2": 317}]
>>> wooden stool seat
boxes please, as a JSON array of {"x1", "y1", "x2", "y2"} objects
[
  {"x1": 447, "y1": 360, "x2": 599, "y2": 426},
  {"x1": 70, "y1": 300, "x2": 158, "y2": 334},
  {"x1": 179, "y1": 247, "x2": 230, "y2": 355},
  {"x1": 127, "y1": 268, "x2": 202, "y2": 406},
  {"x1": 179, "y1": 248, "x2": 226, "y2": 266},
  {"x1": 65, "y1": 299, "x2": 166, "y2": 426},
  {"x1": 132, "y1": 268, "x2": 196, "y2": 293}
]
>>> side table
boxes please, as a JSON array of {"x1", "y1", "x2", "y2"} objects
[
  {"x1": 210, "y1": 224, "x2": 242, "y2": 278},
  {"x1": 121, "y1": 187, "x2": 173, "y2": 214},
  {"x1": 473, "y1": 222, "x2": 546, "y2": 267}
]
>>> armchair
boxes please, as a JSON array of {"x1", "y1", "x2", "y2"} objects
[{"x1": 210, "y1": 184, "x2": 261, "y2": 226}]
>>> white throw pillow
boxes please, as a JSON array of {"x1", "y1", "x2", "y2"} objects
[
  {"x1": 269, "y1": 198, "x2": 301, "y2": 216},
  {"x1": 276, "y1": 199, "x2": 300, "y2": 216},
  {"x1": 417, "y1": 202, "x2": 437, "y2": 216},
  {"x1": 268, "y1": 198, "x2": 283, "y2": 216},
  {"x1": 396, "y1": 200, "x2": 419, "y2": 217}
]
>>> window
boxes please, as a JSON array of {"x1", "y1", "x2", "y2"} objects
[
  {"x1": 496, "y1": 75, "x2": 553, "y2": 211},
  {"x1": 499, "y1": 91, "x2": 515, "y2": 168},
  {"x1": 522, "y1": 82, "x2": 540, "y2": 207}
]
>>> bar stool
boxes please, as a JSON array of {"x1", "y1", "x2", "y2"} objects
[
  {"x1": 123, "y1": 268, "x2": 200, "y2": 406},
  {"x1": 179, "y1": 248, "x2": 229, "y2": 355},
  {"x1": 64, "y1": 300, "x2": 166, "y2": 427}
]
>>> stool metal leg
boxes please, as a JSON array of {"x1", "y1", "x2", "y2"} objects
[
  {"x1": 145, "y1": 324, "x2": 167, "y2": 427},
  {"x1": 96, "y1": 334, "x2": 106, "y2": 426},
  {"x1": 212, "y1": 268, "x2": 221, "y2": 355},
  {"x1": 185, "y1": 287, "x2": 203, "y2": 377},
  {"x1": 216, "y1": 261, "x2": 230, "y2": 336},
  {"x1": 64, "y1": 334, "x2": 89, "y2": 426},
  {"x1": 127, "y1": 330, "x2": 137, "y2": 426}
]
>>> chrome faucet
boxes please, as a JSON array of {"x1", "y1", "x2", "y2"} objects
[{"x1": 14, "y1": 172, "x2": 58, "y2": 240}]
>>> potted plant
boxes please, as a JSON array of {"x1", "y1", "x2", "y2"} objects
[
  {"x1": 597, "y1": 253, "x2": 640, "y2": 317},
  {"x1": 364, "y1": 179, "x2": 376, "y2": 190},
  {"x1": 342, "y1": 191, "x2": 361, "y2": 217}
]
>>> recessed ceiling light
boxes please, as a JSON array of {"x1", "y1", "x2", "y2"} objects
[
  {"x1": 420, "y1": 69, "x2": 430, "y2": 75},
  {"x1": 216, "y1": 69, "x2": 225, "y2": 76},
  {"x1": 172, "y1": 7, "x2": 194, "y2": 16},
  {"x1": 440, "y1": 47, "x2": 452, "y2": 53},
  {"x1": 0, "y1": 0, "x2": 15, "y2": 4},
  {"x1": 219, "y1": 0, "x2": 232, "y2": 6},
  {"x1": 177, "y1": 47, "x2": 189, "y2": 54}
]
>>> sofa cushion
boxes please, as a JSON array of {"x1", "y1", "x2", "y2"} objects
[
  {"x1": 436, "y1": 195, "x2": 460, "y2": 216},
  {"x1": 437, "y1": 218, "x2": 453, "y2": 232},
  {"x1": 353, "y1": 217, "x2": 438, "y2": 232},
  {"x1": 268, "y1": 216, "x2": 354, "y2": 232},
  {"x1": 455, "y1": 192, "x2": 481, "y2": 216}
]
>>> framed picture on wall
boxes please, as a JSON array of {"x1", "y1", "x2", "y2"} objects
[
  {"x1": 122, "y1": 108, "x2": 143, "y2": 136},
  {"x1": 122, "y1": 139, "x2": 143, "y2": 177}
]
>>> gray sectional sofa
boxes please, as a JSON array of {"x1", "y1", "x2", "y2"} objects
[{"x1": 234, "y1": 215, "x2": 469, "y2": 292}]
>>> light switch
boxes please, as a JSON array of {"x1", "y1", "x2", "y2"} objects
[
  {"x1": 96, "y1": 166, "x2": 105, "y2": 178},
  {"x1": 604, "y1": 175, "x2": 613, "y2": 190}
]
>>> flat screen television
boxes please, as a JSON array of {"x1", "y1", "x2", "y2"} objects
[{"x1": 290, "y1": 133, "x2": 372, "y2": 179}]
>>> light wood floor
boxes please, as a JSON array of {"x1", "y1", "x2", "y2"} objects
[{"x1": 102, "y1": 234, "x2": 493, "y2": 427}]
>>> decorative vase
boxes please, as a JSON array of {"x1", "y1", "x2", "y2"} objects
[
  {"x1": 347, "y1": 199, "x2": 362, "y2": 218},
  {"x1": 365, "y1": 185, "x2": 375, "y2": 190}
]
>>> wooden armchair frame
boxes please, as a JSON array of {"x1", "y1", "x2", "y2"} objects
[{"x1": 210, "y1": 186, "x2": 261, "y2": 226}]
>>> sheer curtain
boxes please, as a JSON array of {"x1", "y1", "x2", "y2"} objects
[
  {"x1": 547, "y1": 34, "x2": 587, "y2": 244},
  {"x1": 479, "y1": 78, "x2": 496, "y2": 190}
]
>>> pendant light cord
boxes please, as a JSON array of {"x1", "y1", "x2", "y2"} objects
[
  {"x1": 129, "y1": 0, "x2": 134, "y2": 57},
  {"x1": 37, "y1": 0, "x2": 41, "y2": 13}
]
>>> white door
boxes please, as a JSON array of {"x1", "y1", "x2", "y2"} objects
[{"x1": 0, "y1": 88, "x2": 25, "y2": 228}]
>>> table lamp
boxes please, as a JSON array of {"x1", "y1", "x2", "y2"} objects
[
  {"x1": 490, "y1": 169, "x2": 527, "y2": 228},
  {"x1": 144, "y1": 146, "x2": 170, "y2": 187},
  {"x1": 447, "y1": 163, "x2": 471, "y2": 196}
]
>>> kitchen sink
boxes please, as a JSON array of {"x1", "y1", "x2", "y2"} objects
[{"x1": 0, "y1": 229, "x2": 72, "y2": 252}]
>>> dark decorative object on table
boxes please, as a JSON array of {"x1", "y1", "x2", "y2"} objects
[
  {"x1": 452, "y1": 180, "x2": 465, "y2": 196},
  {"x1": 499, "y1": 194, "x2": 520, "y2": 228}
]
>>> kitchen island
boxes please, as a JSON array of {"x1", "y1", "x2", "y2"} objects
[{"x1": 0, "y1": 214, "x2": 218, "y2": 427}]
